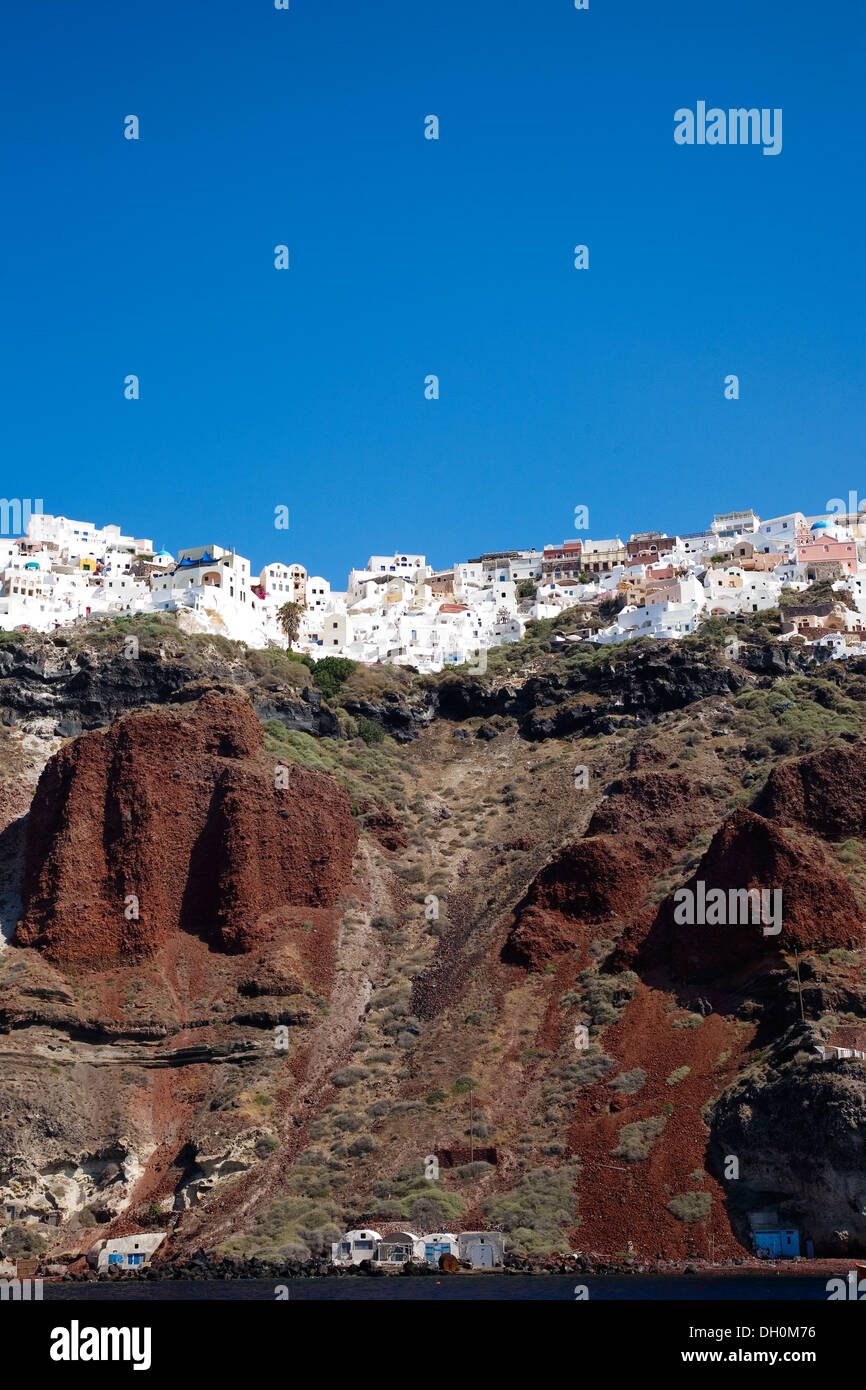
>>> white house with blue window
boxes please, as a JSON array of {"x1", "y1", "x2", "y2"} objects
[
  {"x1": 366, "y1": 553, "x2": 426, "y2": 577},
  {"x1": 332, "y1": 1227, "x2": 497, "y2": 1268},
  {"x1": 93, "y1": 1233, "x2": 167, "y2": 1273},
  {"x1": 422, "y1": 1232, "x2": 460, "y2": 1264}
]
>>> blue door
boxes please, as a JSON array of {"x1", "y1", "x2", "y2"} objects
[
  {"x1": 780, "y1": 1230, "x2": 800, "y2": 1257},
  {"x1": 755, "y1": 1231, "x2": 781, "y2": 1257}
]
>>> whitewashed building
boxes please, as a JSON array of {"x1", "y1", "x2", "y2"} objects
[
  {"x1": 93, "y1": 1233, "x2": 167, "y2": 1273},
  {"x1": 258, "y1": 562, "x2": 306, "y2": 606},
  {"x1": 26, "y1": 514, "x2": 153, "y2": 563},
  {"x1": 331, "y1": 1228, "x2": 383, "y2": 1265}
]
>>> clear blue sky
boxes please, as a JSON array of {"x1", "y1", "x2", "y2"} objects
[{"x1": 1, "y1": 0, "x2": 863, "y2": 582}]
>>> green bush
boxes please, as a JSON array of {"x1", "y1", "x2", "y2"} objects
[
  {"x1": 667, "y1": 1192, "x2": 712, "y2": 1223},
  {"x1": 484, "y1": 1163, "x2": 581, "y2": 1257},
  {"x1": 452, "y1": 1076, "x2": 480, "y2": 1094},
  {"x1": 260, "y1": 722, "x2": 334, "y2": 771},
  {"x1": 1, "y1": 1224, "x2": 47, "y2": 1256},
  {"x1": 550, "y1": 1052, "x2": 616, "y2": 1089},
  {"x1": 666, "y1": 1066, "x2": 691, "y2": 1086},
  {"x1": 311, "y1": 656, "x2": 357, "y2": 699},
  {"x1": 607, "y1": 1068, "x2": 647, "y2": 1095},
  {"x1": 220, "y1": 1195, "x2": 342, "y2": 1260},
  {"x1": 453, "y1": 1161, "x2": 495, "y2": 1182},
  {"x1": 332, "y1": 1066, "x2": 369, "y2": 1088},
  {"x1": 576, "y1": 968, "x2": 639, "y2": 1027},
  {"x1": 612, "y1": 1115, "x2": 667, "y2": 1162},
  {"x1": 408, "y1": 1193, "x2": 467, "y2": 1229},
  {"x1": 734, "y1": 677, "x2": 859, "y2": 748},
  {"x1": 347, "y1": 1135, "x2": 374, "y2": 1157},
  {"x1": 356, "y1": 716, "x2": 385, "y2": 745}
]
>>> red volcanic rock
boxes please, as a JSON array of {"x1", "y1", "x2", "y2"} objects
[
  {"x1": 522, "y1": 838, "x2": 651, "y2": 923},
  {"x1": 585, "y1": 771, "x2": 718, "y2": 849},
  {"x1": 15, "y1": 691, "x2": 357, "y2": 966},
  {"x1": 628, "y1": 740, "x2": 668, "y2": 770},
  {"x1": 656, "y1": 808, "x2": 865, "y2": 980},
  {"x1": 504, "y1": 905, "x2": 584, "y2": 972},
  {"x1": 754, "y1": 742, "x2": 866, "y2": 840},
  {"x1": 505, "y1": 772, "x2": 725, "y2": 971},
  {"x1": 504, "y1": 840, "x2": 651, "y2": 970},
  {"x1": 358, "y1": 798, "x2": 407, "y2": 852}
]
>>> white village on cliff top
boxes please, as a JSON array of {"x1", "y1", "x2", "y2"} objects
[{"x1": 2, "y1": 503, "x2": 866, "y2": 666}]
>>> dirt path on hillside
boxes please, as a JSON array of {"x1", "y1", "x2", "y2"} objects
[
  {"x1": 168, "y1": 839, "x2": 392, "y2": 1250},
  {"x1": 296, "y1": 840, "x2": 387, "y2": 1097}
]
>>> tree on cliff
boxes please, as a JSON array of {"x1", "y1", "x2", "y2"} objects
[{"x1": 277, "y1": 601, "x2": 302, "y2": 650}]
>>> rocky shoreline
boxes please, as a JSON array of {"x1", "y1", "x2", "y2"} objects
[{"x1": 48, "y1": 1251, "x2": 849, "y2": 1283}]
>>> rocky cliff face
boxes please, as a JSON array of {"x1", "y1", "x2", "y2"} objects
[
  {"x1": 754, "y1": 740, "x2": 866, "y2": 839},
  {"x1": 647, "y1": 808, "x2": 866, "y2": 982},
  {"x1": 0, "y1": 625, "x2": 864, "y2": 1268},
  {"x1": 0, "y1": 685, "x2": 362, "y2": 1250},
  {"x1": 0, "y1": 624, "x2": 828, "y2": 748},
  {"x1": 15, "y1": 692, "x2": 357, "y2": 965},
  {"x1": 0, "y1": 635, "x2": 341, "y2": 739},
  {"x1": 505, "y1": 771, "x2": 724, "y2": 970},
  {"x1": 433, "y1": 648, "x2": 748, "y2": 739},
  {"x1": 710, "y1": 1024, "x2": 866, "y2": 1255}
]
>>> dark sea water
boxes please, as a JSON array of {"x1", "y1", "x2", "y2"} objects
[{"x1": 42, "y1": 1275, "x2": 834, "y2": 1301}]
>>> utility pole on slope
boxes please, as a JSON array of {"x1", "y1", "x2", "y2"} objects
[
  {"x1": 470, "y1": 1088, "x2": 474, "y2": 1164},
  {"x1": 794, "y1": 949, "x2": 806, "y2": 1023}
]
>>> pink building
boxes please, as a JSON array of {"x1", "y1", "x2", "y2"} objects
[{"x1": 796, "y1": 537, "x2": 858, "y2": 575}]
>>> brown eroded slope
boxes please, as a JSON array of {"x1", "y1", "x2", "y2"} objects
[{"x1": 2, "y1": 628, "x2": 866, "y2": 1268}]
